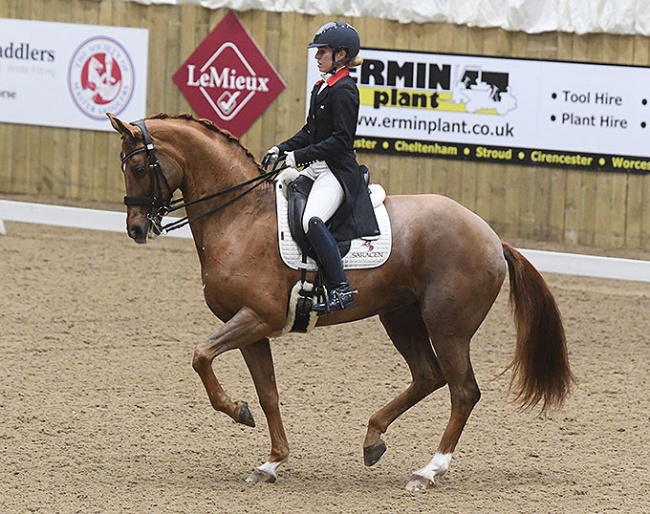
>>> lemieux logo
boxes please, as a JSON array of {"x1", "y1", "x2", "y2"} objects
[{"x1": 173, "y1": 13, "x2": 286, "y2": 137}]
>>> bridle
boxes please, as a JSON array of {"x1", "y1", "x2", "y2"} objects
[
  {"x1": 120, "y1": 119, "x2": 172, "y2": 211},
  {"x1": 119, "y1": 119, "x2": 285, "y2": 235}
]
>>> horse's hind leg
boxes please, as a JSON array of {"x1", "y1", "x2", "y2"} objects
[
  {"x1": 405, "y1": 331, "x2": 480, "y2": 493},
  {"x1": 364, "y1": 303, "x2": 447, "y2": 466},
  {"x1": 240, "y1": 338, "x2": 289, "y2": 484}
]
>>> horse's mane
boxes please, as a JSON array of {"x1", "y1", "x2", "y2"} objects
[{"x1": 148, "y1": 112, "x2": 265, "y2": 173}]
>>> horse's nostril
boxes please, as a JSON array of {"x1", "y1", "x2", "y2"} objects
[{"x1": 128, "y1": 224, "x2": 147, "y2": 243}]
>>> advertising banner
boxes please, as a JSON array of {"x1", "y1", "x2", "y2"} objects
[
  {"x1": 307, "y1": 48, "x2": 650, "y2": 174},
  {"x1": 0, "y1": 19, "x2": 148, "y2": 132},
  {"x1": 173, "y1": 13, "x2": 286, "y2": 137}
]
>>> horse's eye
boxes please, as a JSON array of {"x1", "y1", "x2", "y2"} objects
[{"x1": 133, "y1": 165, "x2": 147, "y2": 176}]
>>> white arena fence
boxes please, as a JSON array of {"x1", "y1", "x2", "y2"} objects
[{"x1": 1, "y1": 200, "x2": 649, "y2": 283}]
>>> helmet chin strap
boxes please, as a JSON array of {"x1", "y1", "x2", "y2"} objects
[
  {"x1": 318, "y1": 48, "x2": 348, "y2": 80},
  {"x1": 330, "y1": 47, "x2": 349, "y2": 73}
]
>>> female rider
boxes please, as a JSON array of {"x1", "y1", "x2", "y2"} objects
[{"x1": 265, "y1": 21, "x2": 379, "y2": 314}]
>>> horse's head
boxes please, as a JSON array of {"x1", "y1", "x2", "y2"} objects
[{"x1": 108, "y1": 113, "x2": 182, "y2": 244}]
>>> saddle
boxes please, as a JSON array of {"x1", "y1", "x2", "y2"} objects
[
  {"x1": 274, "y1": 167, "x2": 392, "y2": 334},
  {"x1": 276, "y1": 166, "x2": 391, "y2": 272}
]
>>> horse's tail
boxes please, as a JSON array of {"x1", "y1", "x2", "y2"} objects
[{"x1": 502, "y1": 242, "x2": 575, "y2": 413}]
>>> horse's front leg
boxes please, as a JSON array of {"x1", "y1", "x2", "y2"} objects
[
  {"x1": 191, "y1": 306, "x2": 288, "y2": 482},
  {"x1": 191, "y1": 306, "x2": 268, "y2": 425},
  {"x1": 240, "y1": 339, "x2": 289, "y2": 484}
]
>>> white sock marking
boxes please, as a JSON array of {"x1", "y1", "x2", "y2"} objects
[
  {"x1": 256, "y1": 460, "x2": 284, "y2": 478},
  {"x1": 413, "y1": 452, "x2": 452, "y2": 483}
]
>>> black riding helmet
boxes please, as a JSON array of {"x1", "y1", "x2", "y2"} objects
[{"x1": 308, "y1": 21, "x2": 360, "y2": 70}]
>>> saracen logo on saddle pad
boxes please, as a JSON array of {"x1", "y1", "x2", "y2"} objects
[{"x1": 172, "y1": 13, "x2": 286, "y2": 137}]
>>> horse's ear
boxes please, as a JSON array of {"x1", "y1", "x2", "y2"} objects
[{"x1": 107, "y1": 113, "x2": 140, "y2": 139}]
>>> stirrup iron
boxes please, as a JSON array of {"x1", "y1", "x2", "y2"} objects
[{"x1": 312, "y1": 286, "x2": 357, "y2": 315}]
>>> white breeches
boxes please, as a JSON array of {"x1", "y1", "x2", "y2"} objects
[{"x1": 301, "y1": 161, "x2": 344, "y2": 233}]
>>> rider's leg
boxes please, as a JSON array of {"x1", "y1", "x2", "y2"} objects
[
  {"x1": 306, "y1": 217, "x2": 356, "y2": 313},
  {"x1": 301, "y1": 168, "x2": 355, "y2": 314},
  {"x1": 301, "y1": 165, "x2": 344, "y2": 234}
]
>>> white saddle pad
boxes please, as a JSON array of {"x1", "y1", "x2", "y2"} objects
[{"x1": 276, "y1": 178, "x2": 392, "y2": 271}]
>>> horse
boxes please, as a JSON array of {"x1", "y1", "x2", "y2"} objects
[{"x1": 108, "y1": 112, "x2": 574, "y2": 492}]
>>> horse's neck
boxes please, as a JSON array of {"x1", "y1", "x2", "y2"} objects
[
  {"x1": 156, "y1": 121, "x2": 269, "y2": 245},
  {"x1": 181, "y1": 163, "x2": 255, "y2": 202},
  {"x1": 185, "y1": 182, "x2": 274, "y2": 265},
  {"x1": 178, "y1": 149, "x2": 269, "y2": 245},
  {"x1": 177, "y1": 130, "x2": 259, "y2": 206}
]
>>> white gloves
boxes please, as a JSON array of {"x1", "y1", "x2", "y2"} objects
[
  {"x1": 285, "y1": 151, "x2": 296, "y2": 168},
  {"x1": 263, "y1": 146, "x2": 280, "y2": 167},
  {"x1": 263, "y1": 146, "x2": 296, "y2": 168}
]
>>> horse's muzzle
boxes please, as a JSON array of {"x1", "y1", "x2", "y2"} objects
[
  {"x1": 126, "y1": 214, "x2": 151, "y2": 244},
  {"x1": 128, "y1": 223, "x2": 149, "y2": 244}
]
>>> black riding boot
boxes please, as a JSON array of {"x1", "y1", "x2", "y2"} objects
[{"x1": 306, "y1": 217, "x2": 356, "y2": 315}]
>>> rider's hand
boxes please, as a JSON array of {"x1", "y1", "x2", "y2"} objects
[
  {"x1": 263, "y1": 146, "x2": 280, "y2": 167},
  {"x1": 285, "y1": 151, "x2": 296, "y2": 168}
]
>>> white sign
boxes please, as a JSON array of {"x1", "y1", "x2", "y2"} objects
[
  {"x1": 306, "y1": 48, "x2": 650, "y2": 173},
  {"x1": 0, "y1": 19, "x2": 148, "y2": 132}
]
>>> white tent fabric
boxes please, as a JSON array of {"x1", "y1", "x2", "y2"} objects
[{"x1": 127, "y1": 0, "x2": 650, "y2": 35}]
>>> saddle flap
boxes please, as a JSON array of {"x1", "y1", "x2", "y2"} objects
[{"x1": 286, "y1": 174, "x2": 313, "y2": 254}]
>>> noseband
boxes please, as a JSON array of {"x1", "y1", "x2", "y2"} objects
[{"x1": 119, "y1": 118, "x2": 285, "y2": 235}]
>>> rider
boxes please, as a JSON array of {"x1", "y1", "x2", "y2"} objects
[{"x1": 265, "y1": 21, "x2": 379, "y2": 315}]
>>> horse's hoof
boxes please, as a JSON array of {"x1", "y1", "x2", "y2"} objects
[
  {"x1": 236, "y1": 401, "x2": 255, "y2": 427},
  {"x1": 245, "y1": 468, "x2": 276, "y2": 484},
  {"x1": 405, "y1": 474, "x2": 434, "y2": 494},
  {"x1": 363, "y1": 441, "x2": 387, "y2": 466}
]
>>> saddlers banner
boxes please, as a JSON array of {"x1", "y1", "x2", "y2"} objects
[
  {"x1": 306, "y1": 47, "x2": 650, "y2": 174},
  {"x1": 173, "y1": 13, "x2": 285, "y2": 138},
  {"x1": 0, "y1": 19, "x2": 148, "y2": 132}
]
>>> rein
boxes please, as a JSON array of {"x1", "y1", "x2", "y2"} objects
[
  {"x1": 160, "y1": 169, "x2": 282, "y2": 233},
  {"x1": 120, "y1": 119, "x2": 286, "y2": 234}
]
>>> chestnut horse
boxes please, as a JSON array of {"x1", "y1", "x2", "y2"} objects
[{"x1": 108, "y1": 112, "x2": 573, "y2": 492}]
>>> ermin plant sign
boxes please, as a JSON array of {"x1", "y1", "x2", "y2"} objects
[{"x1": 173, "y1": 13, "x2": 286, "y2": 137}]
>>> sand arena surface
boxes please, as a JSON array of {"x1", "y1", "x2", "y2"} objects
[{"x1": 1, "y1": 221, "x2": 649, "y2": 513}]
